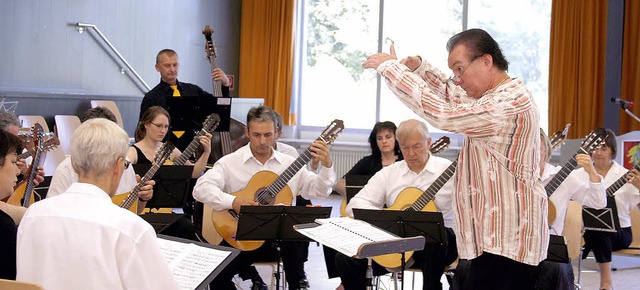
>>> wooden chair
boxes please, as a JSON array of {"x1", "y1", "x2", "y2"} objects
[
  {"x1": 90, "y1": 100, "x2": 124, "y2": 128},
  {"x1": 0, "y1": 279, "x2": 44, "y2": 290},
  {"x1": 54, "y1": 115, "x2": 81, "y2": 156}
]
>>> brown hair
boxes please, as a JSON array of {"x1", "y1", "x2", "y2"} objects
[{"x1": 135, "y1": 106, "x2": 171, "y2": 142}]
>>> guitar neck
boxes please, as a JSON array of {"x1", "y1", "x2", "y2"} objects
[
  {"x1": 120, "y1": 159, "x2": 164, "y2": 209},
  {"x1": 22, "y1": 149, "x2": 45, "y2": 208},
  {"x1": 264, "y1": 148, "x2": 314, "y2": 198},
  {"x1": 174, "y1": 132, "x2": 204, "y2": 165},
  {"x1": 606, "y1": 164, "x2": 640, "y2": 197},
  {"x1": 409, "y1": 157, "x2": 458, "y2": 211},
  {"x1": 544, "y1": 146, "x2": 591, "y2": 196}
]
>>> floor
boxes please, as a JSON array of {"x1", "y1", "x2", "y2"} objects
[{"x1": 234, "y1": 194, "x2": 640, "y2": 290}]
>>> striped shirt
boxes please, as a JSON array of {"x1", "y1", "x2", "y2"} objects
[{"x1": 376, "y1": 59, "x2": 548, "y2": 266}]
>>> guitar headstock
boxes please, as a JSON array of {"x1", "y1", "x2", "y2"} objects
[
  {"x1": 31, "y1": 123, "x2": 45, "y2": 150},
  {"x1": 154, "y1": 142, "x2": 176, "y2": 164},
  {"x1": 203, "y1": 113, "x2": 221, "y2": 133},
  {"x1": 430, "y1": 136, "x2": 450, "y2": 154},
  {"x1": 318, "y1": 119, "x2": 344, "y2": 145},
  {"x1": 579, "y1": 128, "x2": 608, "y2": 155},
  {"x1": 549, "y1": 123, "x2": 571, "y2": 150},
  {"x1": 202, "y1": 25, "x2": 217, "y2": 61},
  {"x1": 42, "y1": 135, "x2": 60, "y2": 152}
]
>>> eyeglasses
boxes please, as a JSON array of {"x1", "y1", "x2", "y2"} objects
[
  {"x1": 150, "y1": 122, "x2": 170, "y2": 130},
  {"x1": 123, "y1": 159, "x2": 131, "y2": 170},
  {"x1": 449, "y1": 54, "x2": 484, "y2": 84}
]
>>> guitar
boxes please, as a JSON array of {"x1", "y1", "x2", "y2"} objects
[
  {"x1": 545, "y1": 128, "x2": 608, "y2": 224},
  {"x1": 8, "y1": 123, "x2": 48, "y2": 207},
  {"x1": 339, "y1": 135, "x2": 451, "y2": 217},
  {"x1": 212, "y1": 119, "x2": 344, "y2": 251},
  {"x1": 172, "y1": 113, "x2": 220, "y2": 166},
  {"x1": 372, "y1": 156, "x2": 458, "y2": 269},
  {"x1": 549, "y1": 123, "x2": 571, "y2": 151},
  {"x1": 17, "y1": 136, "x2": 59, "y2": 162},
  {"x1": 111, "y1": 142, "x2": 175, "y2": 213}
]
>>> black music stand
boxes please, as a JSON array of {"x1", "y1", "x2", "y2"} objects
[
  {"x1": 134, "y1": 165, "x2": 193, "y2": 234},
  {"x1": 345, "y1": 175, "x2": 372, "y2": 205},
  {"x1": 166, "y1": 96, "x2": 231, "y2": 151},
  {"x1": 236, "y1": 206, "x2": 332, "y2": 290},
  {"x1": 353, "y1": 208, "x2": 446, "y2": 288},
  {"x1": 583, "y1": 196, "x2": 621, "y2": 233}
]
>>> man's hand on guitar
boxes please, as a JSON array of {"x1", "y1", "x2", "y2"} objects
[
  {"x1": 211, "y1": 68, "x2": 230, "y2": 87},
  {"x1": 136, "y1": 175, "x2": 155, "y2": 203},
  {"x1": 309, "y1": 140, "x2": 332, "y2": 168},
  {"x1": 232, "y1": 196, "x2": 259, "y2": 214}
]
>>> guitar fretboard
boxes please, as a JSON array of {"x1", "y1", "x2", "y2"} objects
[
  {"x1": 409, "y1": 157, "x2": 458, "y2": 211},
  {"x1": 605, "y1": 164, "x2": 640, "y2": 197},
  {"x1": 544, "y1": 147, "x2": 588, "y2": 196}
]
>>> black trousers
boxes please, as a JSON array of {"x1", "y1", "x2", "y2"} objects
[
  {"x1": 582, "y1": 226, "x2": 632, "y2": 263},
  {"x1": 212, "y1": 240, "x2": 307, "y2": 290},
  {"x1": 463, "y1": 252, "x2": 538, "y2": 290},
  {"x1": 454, "y1": 258, "x2": 570, "y2": 290},
  {"x1": 335, "y1": 227, "x2": 457, "y2": 290}
]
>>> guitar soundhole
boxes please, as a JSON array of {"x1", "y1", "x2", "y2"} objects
[{"x1": 254, "y1": 188, "x2": 274, "y2": 205}]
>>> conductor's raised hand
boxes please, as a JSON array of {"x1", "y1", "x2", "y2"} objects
[
  {"x1": 362, "y1": 45, "x2": 398, "y2": 70},
  {"x1": 309, "y1": 140, "x2": 332, "y2": 168}
]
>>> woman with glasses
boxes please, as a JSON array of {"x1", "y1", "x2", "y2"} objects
[{"x1": 128, "y1": 106, "x2": 211, "y2": 178}]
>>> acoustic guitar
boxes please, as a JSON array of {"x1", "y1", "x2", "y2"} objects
[
  {"x1": 8, "y1": 123, "x2": 49, "y2": 207},
  {"x1": 339, "y1": 136, "x2": 451, "y2": 217},
  {"x1": 111, "y1": 142, "x2": 175, "y2": 213},
  {"x1": 372, "y1": 156, "x2": 458, "y2": 269},
  {"x1": 212, "y1": 119, "x2": 344, "y2": 251},
  {"x1": 545, "y1": 127, "x2": 608, "y2": 224}
]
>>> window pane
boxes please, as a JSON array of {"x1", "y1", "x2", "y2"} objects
[
  {"x1": 379, "y1": 0, "x2": 463, "y2": 133},
  {"x1": 468, "y1": 0, "x2": 552, "y2": 131},
  {"x1": 300, "y1": 0, "x2": 380, "y2": 128}
]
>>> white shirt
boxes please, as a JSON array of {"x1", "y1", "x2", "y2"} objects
[
  {"x1": 599, "y1": 161, "x2": 640, "y2": 228},
  {"x1": 276, "y1": 141, "x2": 299, "y2": 158},
  {"x1": 48, "y1": 156, "x2": 137, "y2": 198},
  {"x1": 16, "y1": 183, "x2": 178, "y2": 290},
  {"x1": 346, "y1": 155, "x2": 456, "y2": 229},
  {"x1": 193, "y1": 144, "x2": 336, "y2": 211},
  {"x1": 541, "y1": 162, "x2": 606, "y2": 235}
]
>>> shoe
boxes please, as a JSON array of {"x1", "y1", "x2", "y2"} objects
[{"x1": 250, "y1": 278, "x2": 268, "y2": 290}]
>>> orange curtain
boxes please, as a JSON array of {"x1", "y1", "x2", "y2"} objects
[
  {"x1": 619, "y1": 0, "x2": 640, "y2": 134},
  {"x1": 239, "y1": 0, "x2": 296, "y2": 125},
  {"x1": 548, "y1": 0, "x2": 608, "y2": 138}
]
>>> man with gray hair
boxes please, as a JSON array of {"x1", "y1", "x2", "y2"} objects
[
  {"x1": 337, "y1": 119, "x2": 457, "y2": 290},
  {"x1": 16, "y1": 118, "x2": 178, "y2": 290}
]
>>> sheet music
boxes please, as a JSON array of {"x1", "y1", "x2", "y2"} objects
[
  {"x1": 157, "y1": 238, "x2": 232, "y2": 290},
  {"x1": 295, "y1": 217, "x2": 399, "y2": 257}
]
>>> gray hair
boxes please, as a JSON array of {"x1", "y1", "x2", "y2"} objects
[
  {"x1": 0, "y1": 111, "x2": 20, "y2": 131},
  {"x1": 70, "y1": 118, "x2": 128, "y2": 177},
  {"x1": 396, "y1": 119, "x2": 429, "y2": 142}
]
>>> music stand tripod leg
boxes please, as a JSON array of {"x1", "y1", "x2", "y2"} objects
[
  {"x1": 275, "y1": 242, "x2": 282, "y2": 290},
  {"x1": 366, "y1": 257, "x2": 374, "y2": 290}
]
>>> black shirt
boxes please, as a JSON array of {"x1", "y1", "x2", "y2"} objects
[
  {"x1": 140, "y1": 79, "x2": 230, "y2": 151},
  {"x1": 344, "y1": 154, "x2": 403, "y2": 177},
  {"x1": 0, "y1": 209, "x2": 17, "y2": 280}
]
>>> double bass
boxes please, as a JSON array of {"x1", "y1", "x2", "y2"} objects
[
  {"x1": 202, "y1": 25, "x2": 249, "y2": 164},
  {"x1": 201, "y1": 25, "x2": 249, "y2": 245}
]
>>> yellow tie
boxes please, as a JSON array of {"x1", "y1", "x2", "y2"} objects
[{"x1": 170, "y1": 85, "x2": 181, "y2": 97}]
